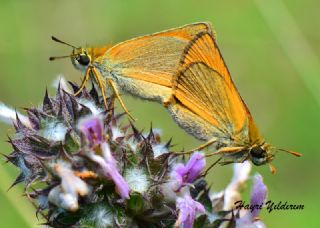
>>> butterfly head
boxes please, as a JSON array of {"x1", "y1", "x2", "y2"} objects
[
  {"x1": 71, "y1": 48, "x2": 92, "y2": 71},
  {"x1": 49, "y1": 36, "x2": 92, "y2": 72},
  {"x1": 249, "y1": 143, "x2": 301, "y2": 174},
  {"x1": 249, "y1": 143, "x2": 274, "y2": 166}
]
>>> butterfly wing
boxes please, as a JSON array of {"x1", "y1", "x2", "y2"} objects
[
  {"x1": 104, "y1": 23, "x2": 214, "y2": 87},
  {"x1": 173, "y1": 32, "x2": 263, "y2": 144}
]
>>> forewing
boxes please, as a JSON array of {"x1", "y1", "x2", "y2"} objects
[
  {"x1": 105, "y1": 23, "x2": 214, "y2": 87},
  {"x1": 179, "y1": 31, "x2": 231, "y2": 85}
]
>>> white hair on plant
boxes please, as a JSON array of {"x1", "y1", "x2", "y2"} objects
[
  {"x1": 125, "y1": 167, "x2": 149, "y2": 193},
  {"x1": 52, "y1": 74, "x2": 104, "y2": 115},
  {"x1": 111, "y1": 126, "x2": 124, "y2": 140},
  {"x1": 78, "y1": 98, "x2": 103, "y2": 115},
  {"x1": 52, "y1": 74, "x2": 72, "y2": 94},
  {"x1": 127, "y1": 138, "x2": 138, "y2": 152},
  {"x1": 143, "y1": 128, "x2": 162, "y2": 139},
  {"x1": 153, "y1": 128, "x2": 162, "y2": 136},
  {"x1": 152, "y1": 143, "x2": 169, "y2": 158},
  {"x1": 0, "y1": 102, "x2": 31, "y2": 127},
  {"x1": 47, "y1": 159, "x2": 71, "y2": 179},
  {"x1": 88, "y1": 205, "x2": 114, "y2": 228},
  {"x1": 39, "y1": 119, "x2": 68, "y2": 141}
]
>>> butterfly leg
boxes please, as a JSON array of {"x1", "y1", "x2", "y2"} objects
[
  {"x1": 175, "y1": 138, "x2": 218, "y2": 155},
  {"x1": 205, "y1": 146, "x2": 245, "y2": 157},
  {"x1": 191, "y1": 138, "x2": 218, "y2": 152},
  {"x1": 216, "y1": 152, "x2": 250, "y2": 165},
  {"x1": 201, "y1": 156, "x2": 223, "y2": 177},
  {"x1": 74, "y1": 67, "x2": 91, "y2": 96},
  {"x1": 107, "y1": 79, "x2": 136, "y2": 121},
  {"x1": 91, "y1": 67, "x2": 108, "y2": 108}
]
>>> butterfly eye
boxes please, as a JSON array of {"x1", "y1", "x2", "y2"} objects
[
  {"x1": 77, "y1": 54, "x2": 90, "y2": 66},
  {"x1": 250, "y1": 146, "x2": 268, "y2": 166}
]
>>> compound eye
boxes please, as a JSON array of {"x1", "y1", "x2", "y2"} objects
[
  {"x1": 250, "y1": 146, "x2": 268, "y2": 166},
  {"x1": 250, "y1": 147, "x2": 265, "y2": 158},
  {"x1": 77, "y1": 54, "x2": 90, "y2": 66}
]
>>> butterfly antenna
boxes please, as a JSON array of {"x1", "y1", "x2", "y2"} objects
[
  {"x1": 278, "y1": 148, "x2": 302, "y2": 157},
  {"x1": 49, "y1": 55, "x2": 70, "y2": 61},
  {"x1": 51, "y1": 36, "x2": 77, "y2": 49},
  {"x1": 269, "y1": 163, "x2": 277, "y2": 174},
  {"x1": 50, "y1": 36, "x2": 78, "y2": 61}
]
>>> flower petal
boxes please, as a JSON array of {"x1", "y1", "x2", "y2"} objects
[
  {"x1": 78, "y1": 116, "x2": 103, "y2": 148},
  {"x1": 250, "y1": 174, "x2": 267, "y2": 218},
  {"x1": 172, "y1": 152, "x2": 206, "y2": 190},
  {"x1": 176, "y1": 193, "x2": 205, "y2": 228},
  {"x1": 236, "y1": 174, "x2": 267, "y2": 227},
  {"x1": 88, "y1": 145, "x2": 130, "y2": 200},
  {"x1": 184, "y1": 152, "x2": 205, "y2": 183}
]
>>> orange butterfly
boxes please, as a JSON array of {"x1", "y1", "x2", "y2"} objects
[
  {"x1": 50, "y1": 22, "x2": 300, "y2": 170},
  {"x1": 50, "y1": 23, "x2": 214, "y2": 120},
  {"x1": 164, "y1": 31, "x2": 301, "y2": 170}
]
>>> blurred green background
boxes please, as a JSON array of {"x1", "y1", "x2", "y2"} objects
[{"x1": 0, "y1": 0, "x2": 319, "y2": 227}]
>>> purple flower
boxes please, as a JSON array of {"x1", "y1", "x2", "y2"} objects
[
  {"x1": 78, "y1": 115, "x2": 130, "y2": 199},
  {"x1": 88, "y1": 143, "x2": 130, "y2": 200},
  {"x1": 173, "y1": 152, "x2": 205, "y2": 188},
  {"x1": 250, "y1": 175, "x2": 267, "y2": 218},
  {"x1": 175, "y1": 193, "x2": 205, "y2": 228},
  {"x1": 78, "y1": 116, "x2": 103, "y2": 148},
  {"x1": 236, "y1": 174, "x2": 267, "y2": 228}
]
